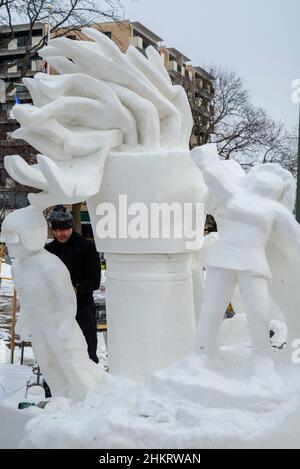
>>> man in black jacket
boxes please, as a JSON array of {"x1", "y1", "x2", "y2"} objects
[{"x1": 45, "y1": 205, "x2": 100, "y2": 364}]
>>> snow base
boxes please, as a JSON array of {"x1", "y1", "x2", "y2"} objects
[
  {"x1": 1, "y1": 350, "x2": 299, "y2": 449},
  {"x1": 1, "y1": 315, "x2": 300, "y2": 449}
]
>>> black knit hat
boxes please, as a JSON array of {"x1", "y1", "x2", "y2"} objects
[{"x1": 47, "y1": 205, "x2": 74, "y2": 230}]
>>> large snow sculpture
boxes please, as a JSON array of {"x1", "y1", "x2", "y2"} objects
[
  {"x1": 0, "y1": 205, "x2": 105, "y2": 400},
  {"x1": 191, "y1": 143, "x2": 300, "y2": 378},
  {"x1": 4, "y1": 29, "x2": 206, "y2": 379}
]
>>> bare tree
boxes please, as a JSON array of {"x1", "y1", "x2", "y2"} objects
[
  {"x1": 189, "y1": 92, "x2": 214, "y2": 147},
  {"x1": 206, "y1": 65, "x2": 268, "y2": 160},
  {"x1": 251, "y1": 123, "x2": 298, "y2": 176},
  {"x1": 201, "y1": 64, "x2": 298, "y2": 176},
  {"x1": 0, "y1": 0, "x2": 124, "y2": 80}
]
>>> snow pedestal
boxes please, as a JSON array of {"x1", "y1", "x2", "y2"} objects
[
  {"x1": 87, "y1": 149, "x2": 206, "y2": 380},
  {"x1": 10, "y1": 349, "x2": 300, "y2": 449},
  {"x1": 1, "y1": 317, "x2": 299, "y2": 450},
  {"x1": 105, "y1": 253, "x2": 196, "y2": 379}
]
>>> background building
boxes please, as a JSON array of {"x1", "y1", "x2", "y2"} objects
[{"x1": 0, "y1": 22, "x2": 46, "y2": 221}]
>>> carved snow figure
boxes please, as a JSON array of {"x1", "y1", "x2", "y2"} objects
[
  {"x1": 0, "y1": 206, "x2": 105, "y2": 400},
  {"x1": 4, "y1": 29, "x2": 206, "y2": 379},
  {"x1": 191, "y1": 143, "x2": 300, "y2": 378}
]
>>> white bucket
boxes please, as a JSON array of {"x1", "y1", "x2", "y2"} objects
[{"x1": 0, "y1": 364, "x2": 33, "y2": 400}]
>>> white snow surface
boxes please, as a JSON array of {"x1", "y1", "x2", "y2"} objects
[
  {"x1": 1, "y1": 314, "x2": 299, "y2": 449},
  {"x1": 0, "y1": 339, "x2": 9, "y2": 364},
  {"x1": 0, "y1": 262, "x2": 13, "y2": 297}
]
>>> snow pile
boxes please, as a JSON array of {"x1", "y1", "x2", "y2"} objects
[
  {"x1": 10, "y1": 315, "x2": 300, "y2": 449},
  {"x1": 14, "y1": 349, "x2": 300, "y2": 449},
  {"x1": 1, "y1": 311, "x2": 298, "y2": 449}
]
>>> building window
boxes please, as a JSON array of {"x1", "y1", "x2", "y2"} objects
[
  {"x1": 17, "y1": 36, "x2": 30, "y2": 48},
  {"x1": 16, "y1": 57, "x2": 31, "y2": 72},
  {"x1": 0, "y1": 172, "x2": 6, "y2": 186},
  {"x1": 67, "y1": 35, "x2": 77, "y2": 40},
  {"x1": 104, "y1": 31, "x2": 112, "y2": 39}
]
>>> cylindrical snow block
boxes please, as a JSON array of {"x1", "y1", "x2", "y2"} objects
[{"x1": 106, "y1": 253, "x2": 196, "y2": 380}]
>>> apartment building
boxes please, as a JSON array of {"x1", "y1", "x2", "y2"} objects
[
  {"x1": 0, "y1": 22, "x2": 46, "y2": 103},
  {"x1": 0, "y1": 24, "x2": 45, "y2": 219},
  {"x1": 190, "y1": 66, "x2": 214, "y2": 146}
]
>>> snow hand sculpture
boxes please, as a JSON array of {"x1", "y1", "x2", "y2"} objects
[
  {"x1": 5, "y1": 27, "x2": 193, "y2": 208},
  {"x1": 3, "y1": 28, "x2": 206, "y2": 380}
]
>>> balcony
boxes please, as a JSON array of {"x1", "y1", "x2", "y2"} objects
[
  {"x1": 129, "y1": 35, "x2": 143, "y2": 49},
  {"x1": 0, "y1": 46, "x2": 26, "y2": 56},
  {"x1": 131, "y1": 22, "x2": 163, "y2": 48},
  {"x1": 167, "y1": 60, "x2": 178, "y2": 72}
]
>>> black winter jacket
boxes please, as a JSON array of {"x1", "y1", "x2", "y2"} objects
[{"x1": 45, "y1": 231, "x2": 101, "y2": 306}]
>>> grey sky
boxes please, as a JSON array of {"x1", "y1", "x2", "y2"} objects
[{"x1": 122, "y1": 0, "x2": 299, "y2": 128}]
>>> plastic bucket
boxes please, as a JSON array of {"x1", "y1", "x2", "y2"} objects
[{"x1": 0, "y1": 364, "x2": 33, "y2": 400}]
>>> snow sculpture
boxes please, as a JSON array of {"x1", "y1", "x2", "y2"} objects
[
  {"x1": 0, "y1": 205, "x2": 105, "y2": 400},
  {"x1": 4, "y1": 28, "x2": 206, "y2": 379},
  {"x1": 191, "y1": 143, "x2": 300, "y2": 378}
]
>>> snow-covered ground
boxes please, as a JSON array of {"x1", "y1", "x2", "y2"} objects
[
  {"x1": 1, "y1": 260, "x2": 295, "y2": 449},
  {"x1": 5, "y1": 350, "x2": 300, "y2": 449},
  {"x1": 0, "y1": 262, "x2": 15, "y2": 363},
  {"x1": 0, "y1": 262, "x2": 13, "y2": 298},
  {"x1": 1, "y1": 313, "x2": 299, "y2": 449},
  {"x1": 0, "y1": 339, "x2": 9, "y2": 364}
]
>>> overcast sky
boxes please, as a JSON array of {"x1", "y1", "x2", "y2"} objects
[{"x1": 122, "y1": 0, "x2": 299, "y2": 128}]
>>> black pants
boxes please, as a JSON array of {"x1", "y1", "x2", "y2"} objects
[{"x1": 76, "y1": 302, "x2": 99, "y2": 364}]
